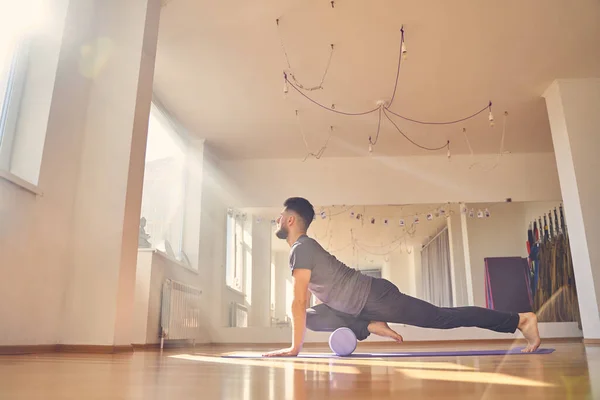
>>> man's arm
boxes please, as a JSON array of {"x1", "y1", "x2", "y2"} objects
[
  {"x1": 290, "y1": 268, "x2": 311, "y2": 351},
  {"x1": 263, "y1": 238, "x2": 314, "y2": 357},
  {"x1": 263, "y1": 268, "x2": 311, "y2": 357}
]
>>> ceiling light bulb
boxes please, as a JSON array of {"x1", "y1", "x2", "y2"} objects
[
  {"x1": 447, "y1": 148, "x2": 451, "y2": 159},
  {"x1": 369, "y1": 143, "x2": 373, "y2": 154},
  {"x1": 489, "y1": 111, "x2": 494, "y2": 127},
  {"x1": 401, "y1": 42, "x2": 407, "y2": 60}
]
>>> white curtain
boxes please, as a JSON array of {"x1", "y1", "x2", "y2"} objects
[{"x1": 421, "y1": 227, "x2": 453, "y2": 307}]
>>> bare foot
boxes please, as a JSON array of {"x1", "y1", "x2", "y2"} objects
[
  {"x1": 367, "y1": 321, "x2": 403, "y2": 343},
  {"x1": 517, "y1": 312, "x2": 541, "y2": 352}
]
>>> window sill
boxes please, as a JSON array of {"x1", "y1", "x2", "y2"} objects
[
  {"x1": 151, "y1": 248, "x2": 199, "y2": 275},
  {"x1": 0, "y1": 170, "x2": 42, "y2": 195},
  {"x1": 225, "y1": 285, "x2": 245, "y2": 297}
]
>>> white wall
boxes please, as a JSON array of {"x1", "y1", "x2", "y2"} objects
[
  {"x1": 388, "y1": 251, "x2": 414, "y2": 297},
  {"x1": 219, "y1": 153, "x2": 561, "y2": 208}
]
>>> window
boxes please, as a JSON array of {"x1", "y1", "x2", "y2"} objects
[
  {"x1": 138, "y1": 103, "x2": 187, "y2": 264},
  {"x1": 0, "y1": 25, "x2": 29, "y2": 171},
  {"x1": 226, "y1": 210, "x2": 247, "y2": 293},
  {"x1": 1, "y1": 1, "x2": 60, "y2": 187}
]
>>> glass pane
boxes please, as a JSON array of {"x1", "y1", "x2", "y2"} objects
[
  {"x1": 0, "y1": 0, "x2": 46, "y2": 146},
  {"x1": 139, "y1": 106, "x2": 186, "y2": 260},
  {"x1": 0, "y1": 31, "x2": 16, "y2": 146}
]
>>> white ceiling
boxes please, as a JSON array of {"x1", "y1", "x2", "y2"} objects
[{"x1": 153, "y1": 0, "x2": 600, "y2": 160}]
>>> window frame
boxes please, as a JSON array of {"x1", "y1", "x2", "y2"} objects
[{"x1": 226, "y1": 210, "x2": 246, "y2": 293}]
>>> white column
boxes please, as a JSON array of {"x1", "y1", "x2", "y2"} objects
[
  {"x1": 198, "y1": 148, "x2": 229, "y2": 332},
  {"x1": 543, "y1": 78, "x2": 600, "y2": 339},
  {"x1": 250, "y1": 217, "x2": 272, "y2": 327},
  {"x1": 460, "y1": 207, "x2": 475, "y2": 306},
  {"x1": 447, "y1": 205, "x2": 468, "y2": 306},
  {"x1": 411, "y1": 249, "x2": 422, "y2": 299},
  {"x1": 273, "y1": 251, "x2": 289, "y2": 322},
  {"x1": 60, "y1": 0, "x2": 161, "y2": 346},
  {"x1": 183, "y1": 139, "x2": 205, "y2": 271}
]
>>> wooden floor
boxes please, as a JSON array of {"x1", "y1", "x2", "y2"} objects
[{"x1": 0, "y1": 340, "x2": 598, "y2": 399}]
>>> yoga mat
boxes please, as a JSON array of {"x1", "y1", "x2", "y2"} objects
[{"x1": 222, "y1": 347, "x2": 555, "y2": 359}]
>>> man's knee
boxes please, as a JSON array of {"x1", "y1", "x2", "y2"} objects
[{"x1": 306, "y1": 308, "x2": 319, "y2": 331}]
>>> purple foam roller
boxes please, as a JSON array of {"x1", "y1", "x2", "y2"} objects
[{"x1": 329, "y1": 327, "x2": 357, "y2": 356}]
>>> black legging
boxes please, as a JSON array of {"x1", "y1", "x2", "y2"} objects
[{"x1": 306, "y1": 278, "x2": 520, "y2": 340}]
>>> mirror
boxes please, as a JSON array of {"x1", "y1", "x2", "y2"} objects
[{"x1": 221, "y1": 200, "x2": 580, "y2": 330}]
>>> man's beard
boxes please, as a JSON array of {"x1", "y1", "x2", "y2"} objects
[{"x1": 275, "y1": 225, "x2": 288, "y2": 239}]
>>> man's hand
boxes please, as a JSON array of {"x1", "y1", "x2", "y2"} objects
[{"x1": 262, "y1": 346, "x2": 301, "y2": 357}]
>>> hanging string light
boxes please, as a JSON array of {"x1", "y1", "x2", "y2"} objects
[
  {"x1": 277, "y1": 18, "x2": 335, "y2": 92},
  {"x1": 279, "y1": 24, "x2": 492, "y2": 157},
  {"x1": 467, "y1": 110, "x2": 510, "y2": 171},
  {"x1": 295, "y1": 109, "x2": 334, "y2": 161},
  {"x1": 368, "y1": 106, "x2": 383, "y2": 154},
  {"x1": 383, "y1": 108, "x2": 450, "y2": 152}
]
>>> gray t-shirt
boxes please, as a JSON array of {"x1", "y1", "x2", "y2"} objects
[{"x1": 289, "y1": 235, "x2": 372, "y2": 316}]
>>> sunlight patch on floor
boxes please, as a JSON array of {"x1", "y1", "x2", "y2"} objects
[
  {"x1": 170, "y1": 354, "x2": 360, "y2": 375},
  {"x1": 396, "y1": 368, "x2": 556, "y2": 387},
  {"x1": 218, "y1": 352, "x2": 475, "y2": 371}
]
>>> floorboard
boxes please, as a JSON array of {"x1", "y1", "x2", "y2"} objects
[{"x1": 0, "y1": 340, "x2": 598, "y2": 399}]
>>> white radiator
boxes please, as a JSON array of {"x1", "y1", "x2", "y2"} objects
[
  {"x1": 160, "y1": 279, "x2": 202, "y2": 348},
  {"x1": 229, "y1": 302, "x2": 248, "y2": 327}
]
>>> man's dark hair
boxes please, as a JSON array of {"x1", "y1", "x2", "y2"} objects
[{"x1": 284, "y1": 197, "x2": 315, "y2": 230}]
